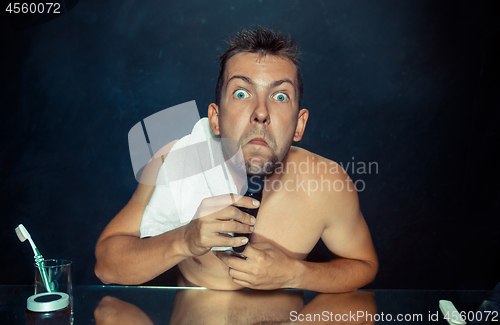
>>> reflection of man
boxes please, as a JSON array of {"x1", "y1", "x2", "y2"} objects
[
  {"x1": 94, "y1": 290, "x2": 376, "y2": 325},
  {"x1": 95, "y1": 26, "x2": 378, "y2": 292}
]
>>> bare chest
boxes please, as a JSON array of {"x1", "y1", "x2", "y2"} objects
[{"x1": 249, "y1": 191, "x2": 326, "y2": 258}]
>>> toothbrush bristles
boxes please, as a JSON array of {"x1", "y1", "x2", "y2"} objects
[{"x1": 15, "y1": 226, "x2": 27, "y2": 242}]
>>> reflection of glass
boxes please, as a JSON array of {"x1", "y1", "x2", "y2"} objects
[
  {"x1": 35, "y1": 259, "x2": 73, "y2": 323},
  {"x1": 94, "y1": 289, "x2": 376, "y2": 325}
]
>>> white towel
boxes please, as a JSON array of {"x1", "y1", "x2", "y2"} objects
[{"x1": 140, "y1": 118, "x2": 247, "y2": 238}]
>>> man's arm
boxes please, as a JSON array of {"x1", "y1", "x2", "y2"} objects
[
  {"x1": 94, "y1": 180, "x2": 190, "y2": 285},
  {"x1": 219, "y1": 220, "x2": 377, "y2": 293},
  {"x1": 293, "y1": 173, "x2": 378, "y2": 292},
  {"x1": 94, "y1": 141, "x2": 192, "y2": 285},
  {"x1": 95, "y1": 142, "x2": 258, "y2": 285},
  {"x1": 292, "y1": 206, "x2": 378, "y2": 293},
  {"x1": 95, "y1": 185, "x2": 259, "y2": 285}
]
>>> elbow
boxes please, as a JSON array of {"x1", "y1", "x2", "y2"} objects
[
  {"x1": 94, "y1": 240, "x2": 111, "y2": 284},
  {"x1": 94, "y1": 239, "x2": 125, "y2": 285},
  {"x1": 94, "y1": 261, "x2": 113, "y2": 285},
  {"x1": 94, "y1": 244, "x2": 117, "y2": 285},
  {"x1": 372, "y1": 257, "x2": 379, "y2": 280},
  {"x1": 94, "y1": 259, "x2": 144, "y2": 286},
  {"x1": 364, "y1": 258, "x2": 379, "y2": 286}
]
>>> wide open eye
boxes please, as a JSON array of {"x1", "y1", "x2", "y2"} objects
[
  {"x1": 273, "y1": 92, "x2": 288, "y2": 102},
  {"x1": 234, "y1": 89, "x2": 250, "y2": 99}
]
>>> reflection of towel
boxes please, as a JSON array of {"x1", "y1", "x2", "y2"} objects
[{"x1": 140, "y1": 118, "x2": 246, "y2": 238}]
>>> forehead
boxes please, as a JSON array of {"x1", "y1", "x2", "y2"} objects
[{"x1": 224, "y1": 52, "x2": 297, "y2": 85}]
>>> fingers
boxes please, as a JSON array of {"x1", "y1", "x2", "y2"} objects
[
  {"x1": 188, "y1": 193, "x2": 259, "y2": 253},
  {"x1": 212, "y1": 204, "x2": 257, "y2": 227},
  {"x1": 246, "y1": 242, "x2": 273, "y2": 251},
  {"x1": 216, "y1": 252, "x2": 255, "y2": 288},
  {"x1": 185, "y1": 219, "x2": 250, "y2": 256},
  {"x1": 196, "y1": 194, "x2": 259, "y2": 221},
  {"x1": 232, "y1": 195, "x2": 261, "y2": 210},
  {"x1": 215, "y1": 233, "x2": 249, "y2": 248},
  {"x1": 215, "y1": 251, "x2": 248, "y2": 269},
  {"x1": 231, "y1": 278, "x2": 252, "y2": 287},
  {"x1": 228, "y1": 268, "x2": 252, "y2": 283},
  {"x1": 240, "y1": 242, "x2": 276, "y2": 261},
  {"x1": 216, "y1": 219, "x2": 254, "y2": 234},
  {"x1": 209, "y1": 193, "x2": 244, "y2": 207}
]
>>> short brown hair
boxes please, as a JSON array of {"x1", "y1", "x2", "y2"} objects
[{"x1": 215, "y1": 26, "x2": 303, "y2": 108}]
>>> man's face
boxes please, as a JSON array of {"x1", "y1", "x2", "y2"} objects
[{"x1": 209, "y1": 52, "x2": 308, "y2": 176}]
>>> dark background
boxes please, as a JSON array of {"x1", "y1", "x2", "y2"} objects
[{"x1": 1, "y1": 0, "x2": 498, "y2": 289}]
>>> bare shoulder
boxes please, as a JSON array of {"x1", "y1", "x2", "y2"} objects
[
  {"x1": 286, "y1": 146, "x2": 361, "y2": 222},
  {"x1": 287, "y1": 146, "x2": 357, "y2": 193}
]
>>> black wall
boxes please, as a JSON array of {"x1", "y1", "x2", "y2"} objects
[{"x1": 1, "y1": 0, "x2": 499, "y2": 289}]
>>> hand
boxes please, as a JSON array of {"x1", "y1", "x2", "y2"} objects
[
  {"x1": 216, "y1": 242, "x2": 301, "y2": 290},
  {"x1": 182, "y1": 194, "x2": 259, "y2": 257}
]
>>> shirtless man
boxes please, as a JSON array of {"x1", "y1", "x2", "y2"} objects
[{"x1": 94, "y1": 27, "x2": 378, "y2": 293}]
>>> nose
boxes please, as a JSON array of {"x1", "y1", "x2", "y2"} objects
[{"x1": 250, "y1": 97, "x2": 270, "y2": 125}]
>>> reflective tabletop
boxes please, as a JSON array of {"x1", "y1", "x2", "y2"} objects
[{"x1": 0, "y1": 285, "x2": 493, "y2": 324}]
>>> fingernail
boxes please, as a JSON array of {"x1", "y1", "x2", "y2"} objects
[
  {"x1": 250, "y1": 226, "x2": 255, "y2": 232},
  {"x1": 250, "y1": 217, "x2": 256, "y2": 224},
  {"x1": 242, "y1": 237, "x2": 249, "y2": 244},
  {"x1": 253, "y1": 199, "x2": 260, "y2": 207}
]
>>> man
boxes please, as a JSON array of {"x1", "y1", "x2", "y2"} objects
[{"x1": 94, "y1": 27, "x2": 378, "y2": 293}]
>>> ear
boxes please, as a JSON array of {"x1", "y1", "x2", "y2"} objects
[
  {"x1": 293, "y1": 108, "x2": 309, "y2": 142},
  {"x1": 208, "y1": 103, "x2": 221, "y2": 135}
]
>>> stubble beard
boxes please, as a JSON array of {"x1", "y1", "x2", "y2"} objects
[
  {"x1": 223, "y1": 125, "x2": 293, "y2": 177},
  {"x1": 245, "y1": 155, "x2": 279, "y2": 176},
  {"x1": 240, "y1": 127, "x2": 280, "y2": 176},
  {"x1": 244, "y1": 138, "x2": 293, "y2": 177}
]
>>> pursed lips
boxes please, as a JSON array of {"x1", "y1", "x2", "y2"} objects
[{"x1": 247, "y1": 137, "x2": 268, "y2": 147}]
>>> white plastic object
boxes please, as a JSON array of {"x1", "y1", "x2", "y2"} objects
[{"x1": 439, "y1": 300, "x2": 467, "y2": 325}]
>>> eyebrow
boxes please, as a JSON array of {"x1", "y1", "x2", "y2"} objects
[
  {"x1": 225, "y1": 75, "x2": 295, "y2": 90},
  {"x1": 226, "y1": 75, "x2": 255, "y2": 88},
  {"x1": 270, "y1": 78, "x2": 295, "y2": 89}
]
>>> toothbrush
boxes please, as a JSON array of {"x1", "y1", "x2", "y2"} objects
[{"x1": 15, "y1": 224, "x2": 54, "y2": 293}]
